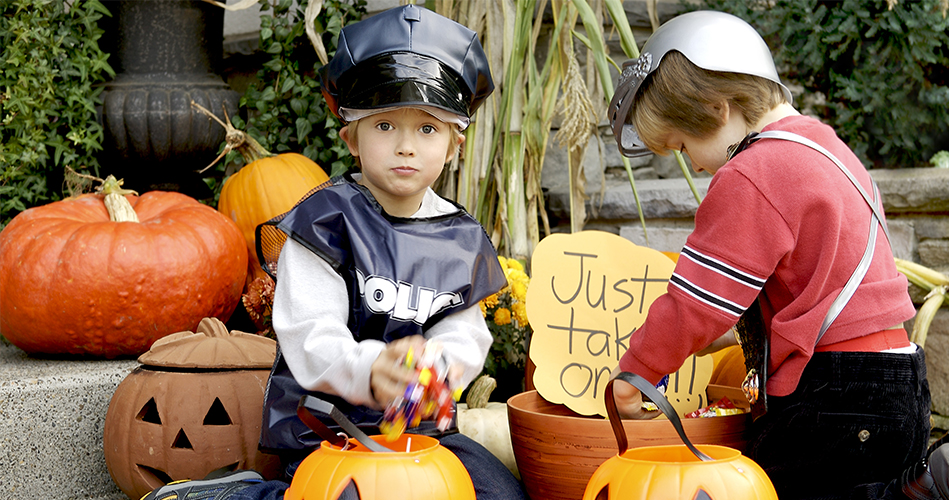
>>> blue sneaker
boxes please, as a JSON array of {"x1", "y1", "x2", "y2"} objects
[{"x1": 140, "y1": 470, "x2": 264, "y2": 500}]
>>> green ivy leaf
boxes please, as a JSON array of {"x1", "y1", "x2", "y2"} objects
[{"x1": 295, "y1": 117, "x2": 312, "y2": 141}]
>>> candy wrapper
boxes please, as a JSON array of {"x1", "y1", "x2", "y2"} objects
[
  {"x1": 641, "y1": 374, "x2": 669, "y2": 412},
  {"x1": 379, "y1": 342, "x2": 463, "y2": 441},
  {"x1": 685, "y1": 397, "x2": 745, "y2": 418}
]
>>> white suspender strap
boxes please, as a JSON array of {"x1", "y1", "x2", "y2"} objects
[{"x1": 752, "y1": 130, "x2": 890, "y2": 344}]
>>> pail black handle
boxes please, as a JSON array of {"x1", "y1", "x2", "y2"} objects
[
  {"x1": 605, "y1": 372, "x2": 712, "y2": 461},
  {"x1": 296, "y1": 395, "x2": 394, "y2": 453}
]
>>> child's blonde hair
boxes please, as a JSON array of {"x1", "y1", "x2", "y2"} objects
[{"x1": 633, "y1": 51, "x2": 787, "y2": 155}]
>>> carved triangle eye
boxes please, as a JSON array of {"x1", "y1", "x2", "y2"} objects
[
  {"x1": 136, "y1": 398, "x2": 161, "y2": 424},
  {"x1": 693, "y1": 489, "x2": 714, "y2": 500},
  {"x1": 203, "y1": 398, "x2": 232, "y2": 426},
  {"x1": 172, "y1": 429, "x2": 193, "y2": 449}
]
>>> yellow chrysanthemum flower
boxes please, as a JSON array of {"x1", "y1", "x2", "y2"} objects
[
  {"x1": 493, "y1": 307, "x2": 512, "y2": 326},
  {"x1": 482, "y1": 293, "x2": 499, "y2": 309},
  {"x1": 479, "y1": 301, "x2": 488, "y2": 316},
  {"x1": 510, "y1": 269, "x2": 529, "y2": 285},
  {"x1": 511, "y1": 280, "x2": 528, "y2": 303},
  {"x1": 512, "y1": 302, "x2": 529, "y2": 327},
  {"x1": 505, "y1": 258, "x2": 525, "y2": 273}
]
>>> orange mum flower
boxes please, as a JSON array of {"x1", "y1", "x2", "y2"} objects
[{"x1": 493, "y1": 307, "x2": 512, "y2": 326}]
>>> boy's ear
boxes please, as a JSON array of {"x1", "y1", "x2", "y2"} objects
[
  {"x1": 339, "y1": 124, "x2": 359, "y2": 157},
  {"x1": 446, "y1": 133, "x2": 466, "y2": 163},
  {"x1": 717, "y1": 100, "x2": 731, "y2": 124}
]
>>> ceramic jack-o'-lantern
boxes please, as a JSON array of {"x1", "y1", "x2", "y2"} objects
[{"x1": 103, "y1": 318, "x2": 281, "y2": 500}]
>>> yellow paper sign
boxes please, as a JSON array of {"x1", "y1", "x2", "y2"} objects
[
  {"x1": 526, "y1": 230, "x2": 697, "y2": 416},
  {"x1": 664, "y1": 354, "x2": 713, "y2": 417}
]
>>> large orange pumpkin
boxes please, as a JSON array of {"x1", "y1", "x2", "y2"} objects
[
  {"x1": 0, "y1": 177, "x2": 247, "y2": 357},
  {"x1": 193, "y1": 102, "x2": 329, "y2": 285}
]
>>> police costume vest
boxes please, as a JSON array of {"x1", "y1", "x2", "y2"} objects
[{"x1": 256, "y1": 174, "x2": 506, "y2": 453}]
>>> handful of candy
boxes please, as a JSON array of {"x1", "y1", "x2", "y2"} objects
[
  {"x1": 380, "y1": 342, "x2": 463, "y2": 441},
  {"x1": 684, "y1": 397, "x2": 744, "y2": 418}
]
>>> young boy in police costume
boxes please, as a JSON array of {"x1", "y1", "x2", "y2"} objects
[
  {"x1": 605, "y1": 10, "x2": 949, "y2": 500},
  {"x1": 141, "y1": 5, "x2": 526, "y2": 500}
]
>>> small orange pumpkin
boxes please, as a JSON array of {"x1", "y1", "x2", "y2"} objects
[
  {"x1": 0, "y1": 176, "x2": 247, "y2": 357},
  {"x1": 709, "y1": 344, "x2": 748, "y2": 388},
  {"x1": 193, "y1": 102, "x2": 329, "y2": 286},
  {"x1": 285, "y1": 433, "x2": 475, "y2": 500}
]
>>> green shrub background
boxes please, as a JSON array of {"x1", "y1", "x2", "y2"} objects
[
  {"x1": 697, "y1": 0, "x2": 949, "y2": 169},
  {"x1": 0, "y1": 0, "x2": 113, "y2": 228}
]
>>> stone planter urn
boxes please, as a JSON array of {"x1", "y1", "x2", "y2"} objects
[{"x1": 97, "y1": 0, "x2": 241, "y2": 197}]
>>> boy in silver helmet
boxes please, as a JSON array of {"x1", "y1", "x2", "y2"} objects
[
  {"x1": 141, "y1": 5, "x2": 525, "y2": 500},
  {"x1": 606, "y1": 10, "x2": 947, "y2": 500}
]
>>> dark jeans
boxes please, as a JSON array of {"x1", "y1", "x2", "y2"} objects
[
  {"x1": 750, "y1": 347, "x2": 931, "y2": 500},
  {"x1": 228, "y1": 432, "x2": 526, "y2": 500}
]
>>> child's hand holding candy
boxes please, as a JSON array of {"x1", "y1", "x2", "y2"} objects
[
  {"x1": 370, "y1": 335, "x2": 427, "y2": 408},
  {"x1": 378, "y1": 340, "x2": 463, "y2": 441}
]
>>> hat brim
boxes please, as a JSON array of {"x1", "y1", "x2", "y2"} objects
[{"x1": 339, "y1": 105, "x2": 470, "y2": 130}]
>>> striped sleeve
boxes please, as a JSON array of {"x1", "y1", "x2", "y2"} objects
[{"x1": 670, "y1": 245, "x2": 767, "y2": 319}]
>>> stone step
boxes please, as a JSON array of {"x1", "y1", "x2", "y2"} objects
[{"x1": 0, "y1": 339, "x2": 137, "y2": 499}]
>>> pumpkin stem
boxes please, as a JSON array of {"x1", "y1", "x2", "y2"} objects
[
  {"x1": 95, "y1": 174, "x2": 140, "y2": 223},
  {"x1": 465, "y1": 375, "x2": 497, "y2": 409},
  {"x1": 191, "y1": 100, "x2": 274, "y2": 173},
  {"x1": 66, "y1": 168, "x2": 140, "y2": 222},
  {"x1": 196, "y1": 317, "x2": 231, "y2": 338}
]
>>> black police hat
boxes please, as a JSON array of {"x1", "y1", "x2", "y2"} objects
[{"x1": 319, "y1": 5, "x2": 494, "y2": 127}]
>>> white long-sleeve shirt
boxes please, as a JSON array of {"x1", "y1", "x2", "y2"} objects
[{"x1": 271, "y1": 187, "x2": 493, "y2": 410}]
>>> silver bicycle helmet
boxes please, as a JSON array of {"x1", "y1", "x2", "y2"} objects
[{"x1": 608, "y1": 10, "x2": 793, "y2": 157}]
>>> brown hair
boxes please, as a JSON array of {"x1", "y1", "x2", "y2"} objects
[{"x1": 632, "y1": 51, "x2": 787, "y2": 155}]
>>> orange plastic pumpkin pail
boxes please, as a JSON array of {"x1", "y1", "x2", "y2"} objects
[
  {"x1": 284, "y1": 396, "x2": 475, "y2": 500},
  {"x1": 581, "y1": 372, "x2": 777, "y2": 500},
  {"x1": 583, "y1": 444, "x2": 775, "y2": 500},
  {"x1": 285, "y1": 433, "x2": 474, "y2": 500}
]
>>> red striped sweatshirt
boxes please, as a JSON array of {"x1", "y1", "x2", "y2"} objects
[{"x1": 618, "y1": 115, "x2": 915, "y2": 397}]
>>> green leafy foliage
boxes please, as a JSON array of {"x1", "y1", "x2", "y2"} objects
[
  {"x1": 696, "y1": 0, "x2": 949, "y2": 169},
  {"x1": 0, "y1": 0, "x2": 114, "y2": 228},
  {"x1": 933, "y1": 151, "x2": 949, "y2": 168},
  {"x1": 226, "y1": 0, "x2": 366, "y2": 178}
]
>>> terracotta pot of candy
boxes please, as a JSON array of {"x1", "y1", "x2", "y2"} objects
[
  {"x1": 103, "y1": 318, "x2": 281, "y2": 499},
  {"x1": 508, "y1": 388, "x2": 750, "y2": 500}
]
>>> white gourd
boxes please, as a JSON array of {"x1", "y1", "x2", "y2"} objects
[{"x1": 456, "y1": 375, "x2": 519, "y2": 478}]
